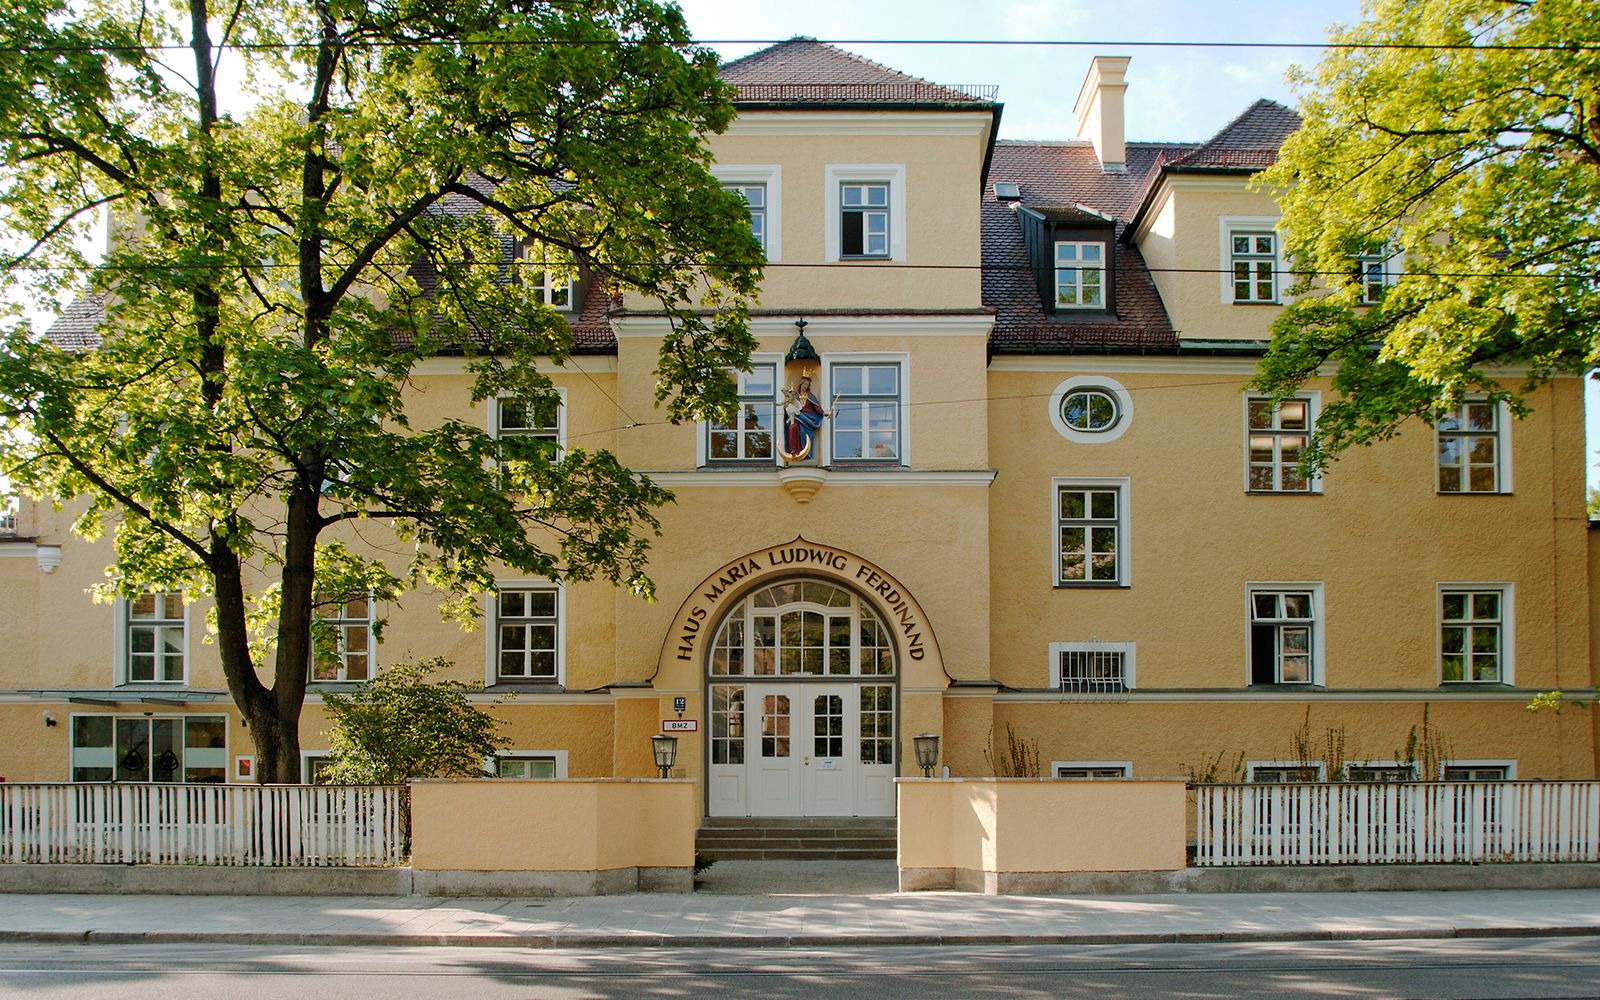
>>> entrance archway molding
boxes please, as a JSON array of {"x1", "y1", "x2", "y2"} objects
[{"x1": 653, "y1": 536, "x2": 948, "y2": 692}]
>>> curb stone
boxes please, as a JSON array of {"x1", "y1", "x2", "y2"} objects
[{"x1": 1, "y1": 924, "x2": 1597, "y2": 950}]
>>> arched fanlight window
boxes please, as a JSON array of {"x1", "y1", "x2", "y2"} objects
[{"x1": 708, "y1": 580, "x2": 895, "y2": 677}]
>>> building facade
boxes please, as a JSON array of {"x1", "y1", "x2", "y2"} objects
[{"x1": 1, "y1": 41, "x2": 1595, "y2": 811}]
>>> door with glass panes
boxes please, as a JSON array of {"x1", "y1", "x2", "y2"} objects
[{"x1": 707, "y1": 580, "x2": 897, "y2": 817}]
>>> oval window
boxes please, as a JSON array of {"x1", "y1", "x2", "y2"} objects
[{"x1": 1060, "y1": 389, "x2": 1120, "y2": 432}]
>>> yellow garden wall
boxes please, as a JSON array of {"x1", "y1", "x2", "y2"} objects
[
  {"x1": 410, "y1": 778, "x2": 695, "y2": 874},
  {"x1": 898, "y1": 778, "x2": 1187, "y2": 892}
]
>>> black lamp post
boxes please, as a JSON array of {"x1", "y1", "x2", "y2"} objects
[
  {"x1": 913, "y1": 733, "x2": 940, "y2": 778},
  {"x1": 651, "y1": 734, "x2": 679, "y2": 778}
]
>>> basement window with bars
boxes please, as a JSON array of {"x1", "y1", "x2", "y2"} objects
[{"x1": 1048, "y1": 642, "x2": 1133, "y2": 693}]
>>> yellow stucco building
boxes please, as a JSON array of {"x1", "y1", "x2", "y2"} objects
[{"x1": 1, "y1": 41, "x2": 1595, "y2": 819}]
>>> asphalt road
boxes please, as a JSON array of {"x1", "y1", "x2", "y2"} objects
[{"x1": 2, "y1": 938, "x2": 1600, "y2": 998}]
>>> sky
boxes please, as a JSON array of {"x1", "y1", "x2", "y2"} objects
[{"x1": 673, "y1": 0, "x2": 1600, "y2": 488}]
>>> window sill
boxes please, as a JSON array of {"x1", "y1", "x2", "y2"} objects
[
  {"x1": 489, "y1": 679, "x2": 564, "y2": 689},
  {"x1": 1230, "y1": 301, "x2": 1282, "y2": 307},
  {"x1": 838, "y1": 255, "x2": 892, "y2": 262},
  {"x1": 1245, "y1": 489, "x2": 1322, "y2": 496},
  {"x1": 1435, "y1": 490, "x2": 1512, "y2": 497},
  {"x1": 1438, "y1": 680, "x2": 1511, "y2": 689},
  {"x1": 1053, "y1": 582, "x2": 1130, "y2": 590},
  {"x1": 1246, "y1": 683, "x2": 1323, "y2": 691}
]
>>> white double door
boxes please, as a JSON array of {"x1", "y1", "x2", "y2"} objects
[{"x1": 710, "y1": 682, "x2": 895, "y2": 818}]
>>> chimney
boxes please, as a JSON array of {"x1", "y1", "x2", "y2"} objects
[{"x1": 1073, "y1": 56, "x2": 1130, "y2": 173}]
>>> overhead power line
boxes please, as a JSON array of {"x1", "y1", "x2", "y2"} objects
[
  {"x1": 0, "y1": 259, "x2": 1588, "y2": 282},
  {"x1": 6, "y1": 36, "x2": 1597, "y2": 55}
]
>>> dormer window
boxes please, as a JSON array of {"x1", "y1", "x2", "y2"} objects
[{"x1": 1054, "y1": 242, "x2": 1105, "y2": 309}]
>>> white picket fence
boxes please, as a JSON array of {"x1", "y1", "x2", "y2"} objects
[
  {"x1": 1194, "y1": 781, "x2": 1600, "y2": 866},
  {"x1": 0, "y1": 783, "x2": 406, "y2": 867}
]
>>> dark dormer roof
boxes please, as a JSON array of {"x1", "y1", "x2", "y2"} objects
[
  {"x1": 984, "y1": 141, "x2": 1187, "y2": 354},
  {"x1": 720, "y1": 37, "x2": 996, "y2": 108}
]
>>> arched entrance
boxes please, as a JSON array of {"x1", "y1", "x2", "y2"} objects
[{"x1": 705, "y1": 578, "x2": 898, "y2": 817}]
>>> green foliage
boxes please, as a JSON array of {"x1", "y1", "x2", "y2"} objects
[
  {"x1": 1180, "y1": 748, "x2": 1246, "y2": 785},
  {"x1": 1528, "y1": 689, "x2": 1590, "y2": 715},
  {"x1": 1392, "y1": 703, "x2": 1451, "y2": 780},
  {"x1": 320, "y1": 657, "x2": 507, "y2": 784},
  {"x1": 1252, "y1": 0, "x2": 1599, "y2": 467},
  {"x1": 0, "y1": 0, "x2": 762, "y2": 778},
  {"x1": 1587, "y1": 488, "x2": 1600, "y2": 520}
]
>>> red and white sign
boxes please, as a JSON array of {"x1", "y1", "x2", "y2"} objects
[{"x1": 661, "y1": 719, "x2": 698, "y2": 733}]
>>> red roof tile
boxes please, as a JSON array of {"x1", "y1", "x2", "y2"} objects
[{"x1": 721, "y1": 38, "x2": 994, "y2": 106}]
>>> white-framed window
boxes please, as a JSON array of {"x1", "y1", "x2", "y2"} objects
[
  {"x1": 1248, "y1": 761, "x2": 1326, "y2": 783},
  {"x1": 1245, "y1": 394, "x2": 1319, "y2": 493},
  {"x1": 706, "y1": 362, "x2": 778, "y2": 464},
  {"x1": 1054, "y1": 241, "x2": 1106, "y2": 309},
  {"x1": 1053, "y1": 478, "x2": 1130, "y2": 587},
  {"x1": 1247, "y1": 584, "x2": 1323, "y2": 685},
  {"x1": 1437, "y1": 399, "x2": 1509, "y2": 494},
  {"x1": 70, "y1": 714, "x2": 226, "y2": 783},
  {"x1": 120, "y1": 593, "x2": 187, "y2": 685},
  {"x1": 1442, "y1": 760, "x2": 1515, "y2": 781},
  {"x1": 712, "y1": 165, "x2": 781, "y2": 261},
  {"x1": 311, "y1": 595, "x2": 373, "y2": 682},
  {"x1": 519, "y1": 244, "x2": 574, "y2": 310},
  {"x1": 825, "y1": 357, "x2": 906, "y2": 465},
  {"x1": 1347, "y1": 761, "x2": 1419, "y2": 782},
  {"x1": 1439, "y1": 584, "x2": 1513, "y2": 684},
  {"x1": 723, "y1": 183, "x2": 768, "y2": 255},
  {"x1": 490, "y1": 584, "x2": 562, "y2": 684},
  {"x1": 492, "y1": 390, "x2": 566, "y2": 473},
  {"x1": 493, "y1": 750, "x2": 569, "y2": 779},
  {"x1": 301, "y1": 751, "x2": 334, "y2": 785},
  {"x1": 1220, "y1": 218, "x2": 1282, "y2": 304},
  {"x1": 1354, "y1": 253, "x2": 1393, "y2": 305},
  {"x1": 1048, "y1": 641, "x2": 1135, "y2": 692},
  {"x1": 1048, "y1": 376, "x2": 1133, "y2": 444},
  {"x1": 824, "y1": 164, "x2": 906, "y2": 262},
  {"x1": 1053, "y1": 761, "x2": 1132, "y2": 779}
]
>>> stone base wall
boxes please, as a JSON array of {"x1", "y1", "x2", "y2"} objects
[
  {"x1": 0, "y1": 864, "x2": 412, "y2": 896},
  {"x1": 413, "y1": 866, "x2": 691, "y2": 897},
  {"x1": 900, "y1": 863, "x2": 1600, "y2": 895}
]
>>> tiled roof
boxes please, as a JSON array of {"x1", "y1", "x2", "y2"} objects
[
  {"x1": 720, "y1": 38, "x2": 994, "y2": 106},
  {"x1": 43, "y1": 292, "x2": 108, "y2": 350},
  {"x1": 984, "y1": 141, "x2": 1190, "y2": 353},
  {"x1": 1169, "y1": 99, "x2": 1300, "y2": 170}
]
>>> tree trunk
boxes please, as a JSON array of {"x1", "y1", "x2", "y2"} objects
[{"x1": 246, "y1": 706, "x2": 305, "y2": 784}]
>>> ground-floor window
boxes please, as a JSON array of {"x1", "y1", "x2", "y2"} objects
[
  {"x1": 495, "y1": 752, "x2": 566, "y2": 778},
  {"x1": 1248, "y1": 762, "x2": 1324, "y2": 783},
  {"x1": 1052, "y1": 761, "x2": 1131, "y2": 779},
  {"x1": 71, "y1": 715, "x2": 227, "y2": 783},
  {"x1": 1347, "y1": 762, "x2": 1418, "y2": 782},
  {"x1": 1443, "y1": 762, "x2": 1513, "y2": 781}
]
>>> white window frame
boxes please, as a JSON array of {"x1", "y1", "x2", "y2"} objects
[
  {"x1": 301, "y1": 751, "x2": 334, "y2": 785},
  {"x1": 1245, "y1": 582, "x2": 1325, "y2": 686},
  {"x1": 1219, "y1": 217, "x2": 1283, "y2": 304},
  {"x1": 519, "y1": 244, "x2": 576, "y2": 312},
  {"x1": 1243, "y1": 392, "x2": 1321, "y2": 493},
  {"x1": 490, "y1": 749, "x2": 570, "y2": 779},
  {"x1": 114, "y1": 593, "x2": 189, "y2": 686},
  {"x1": 1047, "y1": 641, "x2": 1136, "y2": 691},
  {"x1": 1052, "y1": 760, "x2": 1132, "y2": 779},
  {"x1": 1436, "y1": 398, "x2": 1512, "y2": 494},
  {"x1": 69, "y1": 712, "x2": 227, "y2": 783},
  {"x1": 1247, "y1": 760, "x2": 1327, "y2": 783},
  {"x1": 1053, "y1": 241, "x2": 1107, "y2": 310},
  {"x1": 824, "y1": 164, "x2": 907, "y2": 263},
  {"x1": 1438, "y1": 582, "x2": 1514, "y2": 685},
  {"x1": 1049, "y1": 375, "x2": 1133, "y2": 444},
  {"x1": 820, "y1": 352, "x2": 910, "y2": 467},
  {"x1": 1347, "y1": 760, "x2": 1421, "y2": 782},
  {"x1": 310, "y1": 594, "x2": 376, "y2": 683},
  {"x1": 486, "y1": 580, "x2": 564, "y2": 686},
  {"x1": 1353, "y1": 251, "x2": 1401, "y2": 305},
  {"x1": 490, "y1": 388, "x2": 567, "y2": 464},
  {"x1": 711, "y1": 165, "x2": 781, "y2": 262},
  {"x1": 1442, "y1": 759, "x2": 1516, "y2": 781},
  {"x1": 1052, "y1": 477, "x2": 1131, "y2": 588},
  {"x1": 699, "y1": 353, "x2": 782, "y2": 467}
]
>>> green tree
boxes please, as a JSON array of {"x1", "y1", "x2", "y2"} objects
[
  {"x1": 320, "y1": 658, "x2": 506, "y2": 784},
  {"x1": 0, "y1": 0, "x2": 763, "y2": 780},
  {"x1": 1252, "y1": 0, "x2": 1598, "y2": 466}
]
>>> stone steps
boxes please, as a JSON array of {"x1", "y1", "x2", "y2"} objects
[{"x1": 697, "y1": 818, "x2": 897, "y2": 861}]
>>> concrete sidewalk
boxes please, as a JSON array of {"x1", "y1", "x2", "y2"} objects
[{"x1": 3, "y1": 887, "x2": 1600, "y2": 949}]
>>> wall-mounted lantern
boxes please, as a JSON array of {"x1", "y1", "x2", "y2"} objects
[
  {"x1": 651, "y1": 734, "x2": 679, "y2": 778},
  {"x1": 913, "y1": 733, "x2": 940, "y2": 778}
]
